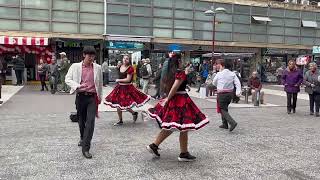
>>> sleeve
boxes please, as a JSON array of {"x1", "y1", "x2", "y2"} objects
[
  {"x1": 98, "y1": 66, "x2": 103, "y2": 101},
  {"x1": 212, "y1": 72, "x2": 218, "y2": 87},
  {"x1": 65, "y1": 64, "x2": 80, "y2": 91},
  {"x1": 175, "y1": 71, "x2": 187, "y2": 81},
  {"x1": 282, "y1": 70, "x2": 287, "y2": 85},
  {"x1": 297, "y1": 70, "x2": 303, "y2": 85},
  {"x1": 127, "y1": 66, "x2": 134, "y2": 75}
]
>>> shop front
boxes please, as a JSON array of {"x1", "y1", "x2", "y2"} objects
[{"x1": 0, "y1": 36, "x2": 53, "y2": 83}]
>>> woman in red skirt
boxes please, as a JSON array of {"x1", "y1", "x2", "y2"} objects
[
  {"x1": 104, "y1": 55, "x2": 151, "y2": 126},
  {"x1": 146, "y1": 53, "x2": 209, "y2": 162}
]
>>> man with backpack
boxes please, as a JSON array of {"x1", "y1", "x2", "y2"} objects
[{"x1": 140, "y1": 58, "x2": 152, "y2": 94}]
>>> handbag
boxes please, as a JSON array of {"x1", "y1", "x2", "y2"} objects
[{"x1": 305, "y1": 86, "x2": 314, "y2": 94}]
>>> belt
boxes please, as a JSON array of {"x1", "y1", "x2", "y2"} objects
[{"x1": 78, "y1": 92, "x2": 96, "y2": 96}]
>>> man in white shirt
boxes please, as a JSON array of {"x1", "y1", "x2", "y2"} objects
[{"x1": 213, "y1": 59, "x2": 241, "y2": 132}]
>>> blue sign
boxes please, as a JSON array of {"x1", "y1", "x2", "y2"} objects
[
  {"x1": 168, "y1": 44, "x2": 182, "y2": 52},
  {"x1": 107, "y1": 41, "x2": 144, "y2": 49},
  {"x1": 313, "y1": 46, "x2": 320, "y2": 54}
]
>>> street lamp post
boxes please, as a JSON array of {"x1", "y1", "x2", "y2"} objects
[{"x1": 204, "y1": 7, "x2": 227, "y2": 61}]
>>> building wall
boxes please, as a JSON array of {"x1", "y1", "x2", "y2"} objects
[{"x1": 0, "y1": 0, "x2": 319, "y2": 49}]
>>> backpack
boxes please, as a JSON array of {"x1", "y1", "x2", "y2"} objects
[{"x1": 140, "y1": 64, "x2": 149, "y2": 77}]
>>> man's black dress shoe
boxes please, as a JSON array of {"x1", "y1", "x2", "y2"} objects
[
  {"x1": 78, "y1": 140, "x2": 83, "y2": 147},
  {"x1": 219, "y1": 124, "x2": 228, "y2": 129},
  {"x1": 82, "y1": 151, "x2": 92, "y2": 159},
  {"x1": 229, "y1": 123, "x2": 238, "y2": 132}
]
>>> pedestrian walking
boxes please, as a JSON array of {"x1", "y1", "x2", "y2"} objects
[
  {"x1": 104, "y1": 55, "x2": 151, "y2": 126},
  {"x1": 282, "y1": 60, "x2": 303, "y2": 114},
  {"x1": 141, "y1": 58, "x2": 152, "y2": 94},
  {"x1": 48, "y1": 59, "x2": 59, "y2": 94},
  {"x1": 65, "y1": 46, "x2": 103, "y2": 159},
  {"x1": 213, "y1": 59, "x2": 241, "y2": 132},
  {"x1": 58, "y1": 52, "x2": 70, "y2": 92},
  {"x1": 102, "y1": 60, "x2": 110, "y2": 86},
  {"x1": 146, "y1": 52, "x2": 209, "y2": 162},
  {"x1": 196, "y1": 60, "x2": 209, "y2": 92},
  {"x1": 152, "y1": 63, "x2": 162, "y2": 99},
  {"x1": 38, "y1": 59, "x2": 49, "y2": 91},
  {"x1": 12, "y1": 54, "x2": 25, "y2": 86},
  {"x1": 276, "y1": 66, "x2": 285, "y2": 85},
  {"x1": 248, "y1": 71, "x2": 264, "y2": 105},
  {"x1": 304, "y1": 62, "x2": 320, "y2": 116}
]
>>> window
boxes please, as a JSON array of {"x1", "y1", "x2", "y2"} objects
[
  {"x1": 215, "y1": 23, "x2": 232, "y2": 32},
  {"x1": 0, "y1": 7, "x2": 19, "y2": 19},
  {"x1": 153, "y1": 18, "x2": 172, "y2": 28},
  {"x1": 174, "y1": 30, "x2": 192, "y2": 39},
  {"x1": 153, "y1": 28, "x2": 172, "y2": 38},
  {"x1": 174, "y1": 20, "x2": 193, "y2": 29},
  {"x1": 215, "y1": 32, "x2": 232, "y2": 41},
  {"x1": 194, "y1": 21, "x2": 212, "y2": 31},
  {"x1": 269, "y1": 35, "x2": 283, "y2": 44},
  {"x1": 233, "y1": 15, "x2": 251, "y2": 24},
  {"x1": 107, "y1": 4, "x2": 129, "y2": 14},
  {"x1": 269, "y1": 8, "x2": 284, "y2": 17},
  {"x1": 233, "y1": 5, "x2": 250, "y2": 14},
  {"x1": 285, "y1": 19, "x2": 300, "y2": 27},
  {"x1": 285, "y1": 10, "x2": 300, "y2": 18},
  {"x1": 53, "y1": 0, "x2": 78, "y2": 11},
  {"x1": 251, "y1": 34, "x2": 266, "y2": 43},
  {"x1": 233, "y1": 24, "x2": 250, "y2": 33},
  {"x1": 269, "y1": 18, "x2": 284, "y2": 26},
  {"x1": 0, "y1": 19, "x2": 19, "y2": 30},
  {"x1": 301, "y1": 37, "x2": 314, "y2": 45},
  {"x1": 233, "y1": 33, "x2": 249, "y2": 42},
  {"x1": 251, "y1": 25, "x2": 267, "y2": 34},
  {"x1": 194, "y1": 31, "x2": 212, "y2": 40},
  {"x1": 216, "y1": 14, "x2": 232, "y2": 23},
  {"x1": 130, "y1": 16, "x2": 152, "y2": 27},
  {"x1": 53, "y1": 11, "x2": 77, "y2": 22},
  {"x1": 175, "y1": 0, "x2": 193, "y2": 10},
  {"x1": 301, "y1": 28, "x2": 316, "y2": 37},
  {"x1": 81, "y1": 2, "x2": 104, "y2": 13},
  {"x1": 154, "y1": 8, "x2": 172, "y2": 17},
  {"x1": 131, "y1": 6, "x2": 151, "y2": 16},
  {"x1": 22, "y1": 0, "x2": 49, "y2": 9},
  {"x1": 107, "y1": 25, "x2": 129, "y2": 34},
  {"x1": 131, "y1": 27, "x2": 152, "y2": 36},
  {"x1": 285, "y1": 28, "x2": 300, "y2": 36},
  {"x1": 317, "y1": 13, "x2": 320, "y2": 20},
  {"x1": 268, "y1": 26, "x2": 284, "y2": 35},
  {"x1": 194, "y1": 11, "x2": 211, "y2": 21},
  {"x1": 317, "y1": 30, "x2": 320, "y2": 37},
  {"x1": 22, "y1": 9, "x2": 49, "y2": 20},
  {"x1": 80, "y1": 24, "x2": 104, "y2": 34},
  {"x1": 22, "y1": 21, "x2": 49, "y2": 31},
  {"x1": 175, "y1": 10, "x2": 193, "y2": 19},
  {"x1": 251, "y1": 6, "x2": 268, "y2": 16},
  {"x1": 130, "y1": 0, "x2": 151, "y2": 5},
  {"x1": 80, "y1": 13, "x2": 104, "y2": 24},
  {"x1": 194, "y1": 1, "x2": 213, "y2": 11},
  {"x1": 154, "y1": 0, "x2": 173, "y2": 8},
  {"x1": 0, "y1": 0, "x2": 19, "y2": 6},
  {"x1": 109, "y1": 0, "x2": 128, "y2": 3},
  {"x1": 301, "y1": 11, "x2": 315, "y2": 20},
  {"x1": 285, "y1": 36, "x2": 299, "y2": 45},
  {"x1": 107, "y1": 15, "x2": 129, "y2": 25},
  {"x1": 52, "y1": 23, "x2": 77, "y2": 33}
]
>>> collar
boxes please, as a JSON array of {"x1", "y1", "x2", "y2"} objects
[{"x1": 82, "y1": 62, "x2": 93, "y2": 68}]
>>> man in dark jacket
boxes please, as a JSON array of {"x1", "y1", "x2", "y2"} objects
[
  {"x1": 12, "y1": 54, "x2": 25, "y2": 86},
  {"x1": 152, "y1": 63, "x2": 162, "y2": 99}
]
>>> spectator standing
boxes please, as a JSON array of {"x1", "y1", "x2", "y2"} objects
[
  {"x1": 12, "y1": 54, "x2": 25, "y2": 86},
  {"x1": 304, "y1": 62, "x2": 320, "y2": 116},
  {"x1": 48, "y1": 59, "x2": 59, "y2": 94},
  {"x1": 196, "y1": 60, "x2": 209, "y2": 92},
  {"x1": 102, "y1": 60, "x2": 110, "y2": 86},
  {"x1": 276, "y1": 66, "x2": 284, "y2": 85},
  {"x1": 141, "y1": 58, "x2": 152, "y2": 94},
  {"x1": 282, "y1": 60, "x2": 303, "y2": 114},
  {"x1": 38, "y1": 59, "x2": 49, "y2": 91},
  {"x1": 58, "y1": 52, "x2": 70, "y2": 92},
  {"x1": 248, "y1": 71, "x2": 264, "y2": 105}
]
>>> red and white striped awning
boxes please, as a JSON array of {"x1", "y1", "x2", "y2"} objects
[{"x1": 0, "y1": 36, "x2": 49, "y2": 46}]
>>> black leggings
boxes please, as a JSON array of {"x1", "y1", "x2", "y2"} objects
[
  {"x1": 287, "y1": 92, "x2": 297, "y2": 110},
  {"x1": 39, "y1": 74, "x2": 48, "y2": 90}
]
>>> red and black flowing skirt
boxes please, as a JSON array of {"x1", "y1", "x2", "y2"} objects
[
  {"x1": 148, "y1": 92, "x2": 209, "y2": 131},
  {"x1": 104, "y1": 83, "x2": 151, "y2": 110}
]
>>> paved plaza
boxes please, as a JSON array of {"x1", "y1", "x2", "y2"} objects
[{"x1": 0, "y1": 85, "x2": 319, "y2": 180}]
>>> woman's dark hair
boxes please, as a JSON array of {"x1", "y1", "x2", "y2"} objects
[
  {"x1": 83, "y1": 46, "x2": 96, "y2": 55},
  {"x1": 160, "y1": 52, "x2": 182, "y2": 95},
  {"x1": 217, "y1": 59, "x2": 232, "y2": 70}
]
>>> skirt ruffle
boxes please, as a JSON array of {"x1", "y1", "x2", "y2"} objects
[
  {"x1": 104, "y1": 84, "x2": 151, "y2": 110},
  {"x1": 147, "y1": 93, "x2": 209, "y2": 131}
]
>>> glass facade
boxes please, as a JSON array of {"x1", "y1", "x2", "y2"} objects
[{"x1": 0, "y1": 0, "x2": 319, "y2": 47}]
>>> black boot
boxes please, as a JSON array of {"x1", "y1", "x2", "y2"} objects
[{"x1": 287, "y1": 108, "x2": 291, "y2": 114}]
